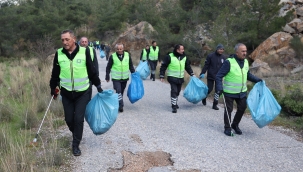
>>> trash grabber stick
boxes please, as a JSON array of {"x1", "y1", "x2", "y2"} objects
[{"x1": 32, "y1": 95, "x2": 54, "y2": 143}]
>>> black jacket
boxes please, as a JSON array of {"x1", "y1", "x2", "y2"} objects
[
  {"x1": 140, "y1": 48, "x2": 150, "y2": 61},
  {"x1": 160, "y1": 51, "x2": 194, "y2": 84},
  {"x1": 200, "y1": 51, "x2": 226, "y2": 80},
  {"x1": 105, "y1": 51, "x2": 135, "y2": 82},
  {"x1": 216, "y1": 54, "x2": 262, "y2": 98},
  {"x1": 91, "y1": 47, "x2": 99, "y2": 76},
  {"x1": 49, "y1": 44, "x2": 101, "y2": 99}
]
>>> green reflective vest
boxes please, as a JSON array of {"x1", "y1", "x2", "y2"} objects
[
  {"x1": 57, "y1": 47, "x2": 89, "y2": 92},
  {"x1": 96, "y1": 41, "x2": 100, "y2": 45},
  {"x1": 88, "y1": 47, "x2": 94, "y2": 61},
  {"x1": 223, "y1": 58, "x2": 249, "y2": 94},
  {"x1": 142, "y1": 48, "x2": 148, "y2": 61},
  {"x1": 149, "y1": 46, "x2": 159, "y2": 60},
  {"x1": 167, "y1": 53, "x2": 186, "y2": 78},
  {"x1": 111, "y1": 52, "x2": 130, "y2": 80}
]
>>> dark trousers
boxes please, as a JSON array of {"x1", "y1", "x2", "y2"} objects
[
  {"x1": 170, "y1": 82, "x2": 182, "y2": 107},
  {"x1": 61, "y1": 89, "x2": 90, "y2": 147},
  {"x1": 88, "y1": 83, "x2": 93, "y2": 99},
  {"x1": 224, "y1": 95, "x2": 247, "y2": 128},
  {"x1": 207, "y1": 79, "x2": 215, "y2": 94},
  {"x1": 113, "y1": 81, "x2": 127, "y2": 108},
  {"x1": 205, "y1": 79, "x2": 217, "y2": 104},
  {"x1": 149, "y1": 60, "x2": 158, "y2": 71}
]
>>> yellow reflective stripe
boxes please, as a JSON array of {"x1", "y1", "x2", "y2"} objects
[
  {"x1": 223, "y1": 85, "x2": 247, "y2": 92},
  {"x1": 61, "y1": 78, "x2": 72, "y2": 82},
  {"x1": 73, "y1": 77, "x2": 89, "y2": 82},
  {"x1": 73, "y1": 83, "x2": 90, "y2": 90},
  {"x1": 223, "y1": 80, "x2": 243, "y2": 87},
  {"x1": 61, "y1": 83, "x2": 73, "y2": 90}
]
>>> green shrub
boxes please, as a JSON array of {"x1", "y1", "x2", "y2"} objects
[{"x1": 280, "y1": 85, "x2": 303, "y2": 116}]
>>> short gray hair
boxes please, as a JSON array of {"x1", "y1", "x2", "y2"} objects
[
  {"x1": 234, "y1": 43, "x2": 245, "y2": 52},
  {"x1": 115, "y1": 43, "x2": 124, "y2": 49},
  {"x1": 61, "y1": 29, "x2": 75, "y2": 37}
]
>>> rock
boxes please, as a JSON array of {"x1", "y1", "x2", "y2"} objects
[
  {"x1": 295, "y1": 0, "x2": 303, "y2": 4},
  {"x1": 288, "y1": 18, "x2": 302, "y2": 29},
  {"x1": 112, "y1": 21, "x2": 155, "y2": 62},
  {"x1": 249, "y1": 32, "x2": 293, "y2": 61},
  {"x1": 250, "y1": 59, "x2": 272, "y2": 77},
  {"x1": 296, "y1": 6, "x2": 303, "y2": 16},
  {"x1": 283, "y1": 24, "x2": 296, "y2": 33}
]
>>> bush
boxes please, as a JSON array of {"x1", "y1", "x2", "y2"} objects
[{"x1": 280, "y1": 85, "x2": 303, "y2": 116}]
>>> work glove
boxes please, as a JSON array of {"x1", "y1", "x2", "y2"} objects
[
  {"x1": 190, "y1": 73, "x2": 195, "y2": 77},
  {"x1": 214, "y1": 90, "x2": 223, "y2": 101},
  {"x1": 51, "y1": 88, "x2": 59, "y2": 99},
  {"x1": 97, "y1": 86, "x2": 103, "y2": 93},
  {"x1": 199, "y1": 74, "x2": 205, "y2": 79},
  {"x1": 105, "y1": 75, "x2": 110, "y2": 81}
]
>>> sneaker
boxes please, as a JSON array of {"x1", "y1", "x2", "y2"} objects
[
  {"x1": 202, "y1": 98, "x2": 206, "y2": 105},
  {"x1": 212, "y1": 104, "x2": 219, "y2": 110},
  {"x1": 119, "y1": 107, "x2": 123, "y2": 112},
  {"x1": 224, "y1": 128, "x2": 233, "y2": 136},
  {"x1": 231, "y1": 124, "x2": 242, "y2": 135},
  {"x1": 172, "y1": 108, "x2": 177, "y2": 113},
  {"x1": 72, "y1": 146, "x2": 81, "y2": 156}
]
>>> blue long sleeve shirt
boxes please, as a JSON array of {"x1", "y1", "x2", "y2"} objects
[{"x1": 215, "y1": 54, "x2": 262, "y2": 98}]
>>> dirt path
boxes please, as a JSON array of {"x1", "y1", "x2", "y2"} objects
[{"x1": 65, "y1": 51, "x2": 303, "y2": 172}]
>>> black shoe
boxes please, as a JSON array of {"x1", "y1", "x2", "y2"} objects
[
  {"x1": 224, "y1": 128, "x2": 233, "y2": 136},
  {"x1": 172, "y1": 108, "x2": 177, "y2": 113},
  {"x1": 72, "y1": 146, "x2": 81, "y2": 156},
  {"x1": 153, "y1": 78, "x2": 155, "y2": 81},
  {"x1": 202, "y1": 98, "x2": 206, "y2": 105},
  {"x1": 231, "y1": 124, "x2": 242, "y2": 135},
  {"x1": 119, "y1": 107, "x2": 123, "y2": 112},
  {"x1": 176, "y1": 105, "x2": 179, "y2": 109},
  {"x1": 212, "y1": 104, "x2": 219, "y2": 110}
]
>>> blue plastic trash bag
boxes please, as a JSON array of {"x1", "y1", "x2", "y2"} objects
[
  {"x1": 183, "y1": 76, "x2": 208, "y2": 104},
  {"x1": 247, "y1": 81, "x2": 281, "y2": 128},
  {"x1": 127, "y1": 72, "x2": 144, "y2": 103},
  {"x1": 136, "y1": 61, "x2": 150, "y2": 80},
  {"x1": 100, "y1": 50, "x2": 106, "y2": 58},
  {"x1": 85, "y1": 90, "x2": 119, "y2": 135}
]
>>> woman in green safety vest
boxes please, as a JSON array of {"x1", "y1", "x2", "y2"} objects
[
  {"x1": 50, "y1": 30, "x2": 103, "y2": 156},
  {"x1": 105, "y1": 43, "x2": 135, "y2": 112},
  {"x1": 215, "y1": 43, "x2": 262, "y2": 136},
  {"x1": 140, "y1": 45, "x2": 150, "y2": 62},
  {"x1": 159, "y1": 44, "x2": 195, "y2": 113},
  {"x1": 149, "y1": 41, "x2": 160, "y2": 81}
]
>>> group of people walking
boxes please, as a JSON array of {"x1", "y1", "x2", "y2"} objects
[{"x1": 49, "y1": 29, "x2": 262, "y2": 156}]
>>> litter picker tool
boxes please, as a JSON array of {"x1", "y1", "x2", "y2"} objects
[
  {"x1": 222, "y1": 94, "x2": 234, "y2": 137},
  {"x1": 30, "y1": 88, "x2": 59, "y2": 146}
]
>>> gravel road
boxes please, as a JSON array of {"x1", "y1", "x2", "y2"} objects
[{"x1": 67, "y1": 51, "x2": 303, "y2": 172}]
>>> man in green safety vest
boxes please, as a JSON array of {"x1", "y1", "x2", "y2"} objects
[
  {"x1": 149, "y1": 41, "x2": 160, "y2": 81},
  {"x1": 79, "y1": 36, "x2": 99, "y2": 98},
  {"x1": 50, "y1": 30, "x2": 103, "y2": 156},
  {"x1": 105, "y1": 43, "x2": 135, "y2": 112},
  {"x1": 160, "y1": 44, "x2": 195, "y2": 113},
  {"x1": 140, "y1": 45, "x2": 150, "y2": 62},
  {"x1": 216, "y1": 43, "x2": 262, "y2": 136},
  {"x1": 95, "y1": 40, "x2": 100, "y2": 50}
]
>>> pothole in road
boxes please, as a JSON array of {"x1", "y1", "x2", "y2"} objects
[{"x1": 108, "y1": 150, "x2": 200, "y2": 172}]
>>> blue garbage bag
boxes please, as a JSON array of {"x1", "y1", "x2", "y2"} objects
[
  {"x1": 100, "y1": 50, "x2": 106, "y2": 58},
  {"x1": 136, "y1": 61, "x2": 150, "y2": 80},
  {"x1": 127, "y1": 72, "x2": 144, "y2": 103},
  {"x1": 183, "y1": 76, "x2": 208, "y2": 104},
  {"x1": 247, "y1": 81, "x2": 281, "y2": 128},
  {"x1": 85, "y1": 90, "x2": 119, "y2": 135}
]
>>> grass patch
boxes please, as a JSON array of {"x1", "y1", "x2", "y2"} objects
[{"x1": 0, "y1": 58, "x2": 71, "y2": 172}]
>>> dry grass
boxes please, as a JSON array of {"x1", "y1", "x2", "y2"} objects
[{"x1": 0, "y1": 58, "x2": 70, "y2": 172}]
